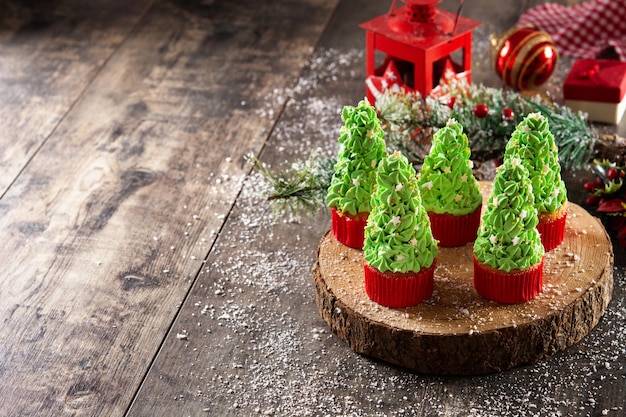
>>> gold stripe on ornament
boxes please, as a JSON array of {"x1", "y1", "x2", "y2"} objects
[
  {"x1": 490, "y1": 25, "x2": 532, "y2": 71},
  {"x1": 502, "y1": 31, "x2": 544, "y2": 86},
  {"x1": 515, "y1": 37, "x2": 557, "y2": 89},
  {"x1": 519, "y1": 46, "x2": 558, "y2": 89},
  {"x1": 508, "y1": 33, "x2": 552, "y2": 89}
]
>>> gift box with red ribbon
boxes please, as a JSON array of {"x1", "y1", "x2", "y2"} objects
[{"x1": 563, "y1": 59, "x2": 626, "y2": 124}]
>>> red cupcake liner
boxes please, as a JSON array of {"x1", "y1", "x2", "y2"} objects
[
  {"x1": 428, "y1": 205, "x2": 482, "y2": 247},
  {"x1": 331, "y1": 208, "x2": 368, "y2": 249},
  {"x1": 473, "y1": 256, "x2": 543, "y2": 304},
  {"x1": 364, "y1": 261, "x2": 436, "y2": 308},
  {"x1": 537, "y1": 209, "x2": 567, "y2": 252}
]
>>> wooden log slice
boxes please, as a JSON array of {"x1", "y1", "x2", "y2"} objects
[{"x1": 312, "y1": 182, "x2": 614, "y2": 375}]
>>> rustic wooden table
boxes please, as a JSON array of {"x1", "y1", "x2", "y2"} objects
[{"x1": 0, "y1": 0, "x2": 624, "y2": 416}]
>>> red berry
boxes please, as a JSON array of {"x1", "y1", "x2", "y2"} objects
[
  {"x1": 607, "y1": 167, "x2": 619, "y2": 180},
  {"x1": 502, "y1": 108, "x2": 514, "y2": 121},
  {"x1": 447, "y1": 97, "x2": 456, "y2": 109},
  {"x1": 585, "y1": 195, "x2": 600, "y2": 206},
  {"x1": 473, "y1": 104, "x2": 488, "y2": 118},
  {"x1": 595, "y1": 176, "x2": 604, "y2": 186},
  {"x1": 584, "y1": 181, "x2": 598, "y2": 192}
]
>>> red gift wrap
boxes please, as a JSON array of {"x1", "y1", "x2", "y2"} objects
[
  {"x1": 537, "y1": 208, "x2": 568, "y2": 252},
  {"x1": 563, "y1": 59, "x2": 626, "y2": 124},
  {"x1": 473, "y1": 256, "x2": 544, "y2": 304},
  {"x1": 331, "y1": 208, "x2": 368, "y2": 249},
  {"x1": 428, "y1": 205, "x2": 482, "y2": 247},
  {"x1": 364, "y1": 261, "x2": 435, "y2": 308}
]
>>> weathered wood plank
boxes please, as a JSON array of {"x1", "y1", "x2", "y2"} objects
[
  {"x1": 125, "y1": 1, "x2": 376, "y2": 413},
  {"x1": 0, "y1": 0, "x2": 155, "y2": 196},
  {"x1": 128, "y1": 1, "x2": 625, "y2": 416},
  {"x1": 0, "y1": 0, "x2": 337, "y2": 415}
]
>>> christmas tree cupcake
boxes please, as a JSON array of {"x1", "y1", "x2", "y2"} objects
[
  {"x1": 417, "y1": 119, "x2": 482, "y2": 246},
  {"x1": 326, "y1": 100, "x2": 387, "y2": 249},
  {"x1": 473, "y1": 157, "x2": 545, "y2": 304},
  {"x1": 363, "y1": 151, "x2": 438, "y2": 308},
  {"x1": 504, "y1": 112, "x2": 568, "y2": 251}
]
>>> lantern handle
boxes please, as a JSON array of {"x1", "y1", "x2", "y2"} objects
[
  {"x1": 388, "y1": 0, "x2": 399, "y2": 16},
  {"x1": 452, "y1": 0, "x2": 465, "y2": 35}
]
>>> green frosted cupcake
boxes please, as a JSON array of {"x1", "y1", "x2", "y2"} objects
[
  {"x1": 417, "y1": 119, "x2": 482, "y2": 246},
  {"x1": 326, "y1": 100, "x2": 387, "y2": 249},
  {"x1": 473, "y1": 156, "x2": 544, "y2": 304},
  {"x1": 363, "y1": 151, "x2": 438, "y2": 307},
  {"x1": 504, "y1": 112, "x2": 568, "y2": 251}
]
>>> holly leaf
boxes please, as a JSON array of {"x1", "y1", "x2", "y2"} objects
[{"x1": 602, "y1": 179, "x2": 623, "y2": 194}]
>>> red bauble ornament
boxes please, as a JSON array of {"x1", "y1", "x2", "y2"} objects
[
  {"x1": 447, "y1": 96, "x2": 456, "y2": 109},
  {"x1": 473, "y1": 103, "x2": 488, "y2": 118},
  {"x1": 502, "y1": 108, "x2": 514, "y2": 121},
  {"x1": 490, "y1": 26, "x2": 558, "y2": 90}
]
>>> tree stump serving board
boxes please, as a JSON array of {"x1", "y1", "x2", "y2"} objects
[{"x1": 313, "y1": 182, "x2": 614, "y2": 375}]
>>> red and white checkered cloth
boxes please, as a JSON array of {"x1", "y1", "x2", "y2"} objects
[{"x1": 517, "y1": 0, "x2": 626, "y2": 61}]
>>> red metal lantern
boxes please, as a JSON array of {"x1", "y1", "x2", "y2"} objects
[{"x1": 361, "y1": 0, "x2": 481, "y2": 104}]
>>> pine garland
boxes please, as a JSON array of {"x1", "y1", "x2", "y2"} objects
[
  {"x1": 252, "y1": 79, "x2": 602, "y2": 220},
  {"x1": 247, "y1": 153, "x2": 334, "y2": 219},
  {"x1": 377, "y1": 76, "x2": 597, "y2": 167}
]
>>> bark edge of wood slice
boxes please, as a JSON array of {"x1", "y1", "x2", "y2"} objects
[{"x1": 313, "y1": 182, "x2": 614, "y2": 375}]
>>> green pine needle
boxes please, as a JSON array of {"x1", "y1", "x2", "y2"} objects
[
  {"x1": 246, "y1": 153, "x2": 334, "y2": 220},
  {"x1": 251, "y1": 81, "x2": 602, "y2": 220}
]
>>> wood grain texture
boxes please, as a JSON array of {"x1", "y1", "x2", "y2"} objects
[
  {"x1": 0, "y1": 0, "x2": 155, "y2": 196},
  {"x1": 313, "y1": 190, "x2": 614, "y2": 375},
  {"x1": 0, "y1": 0, "x2": 338, "y2": 415}
]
